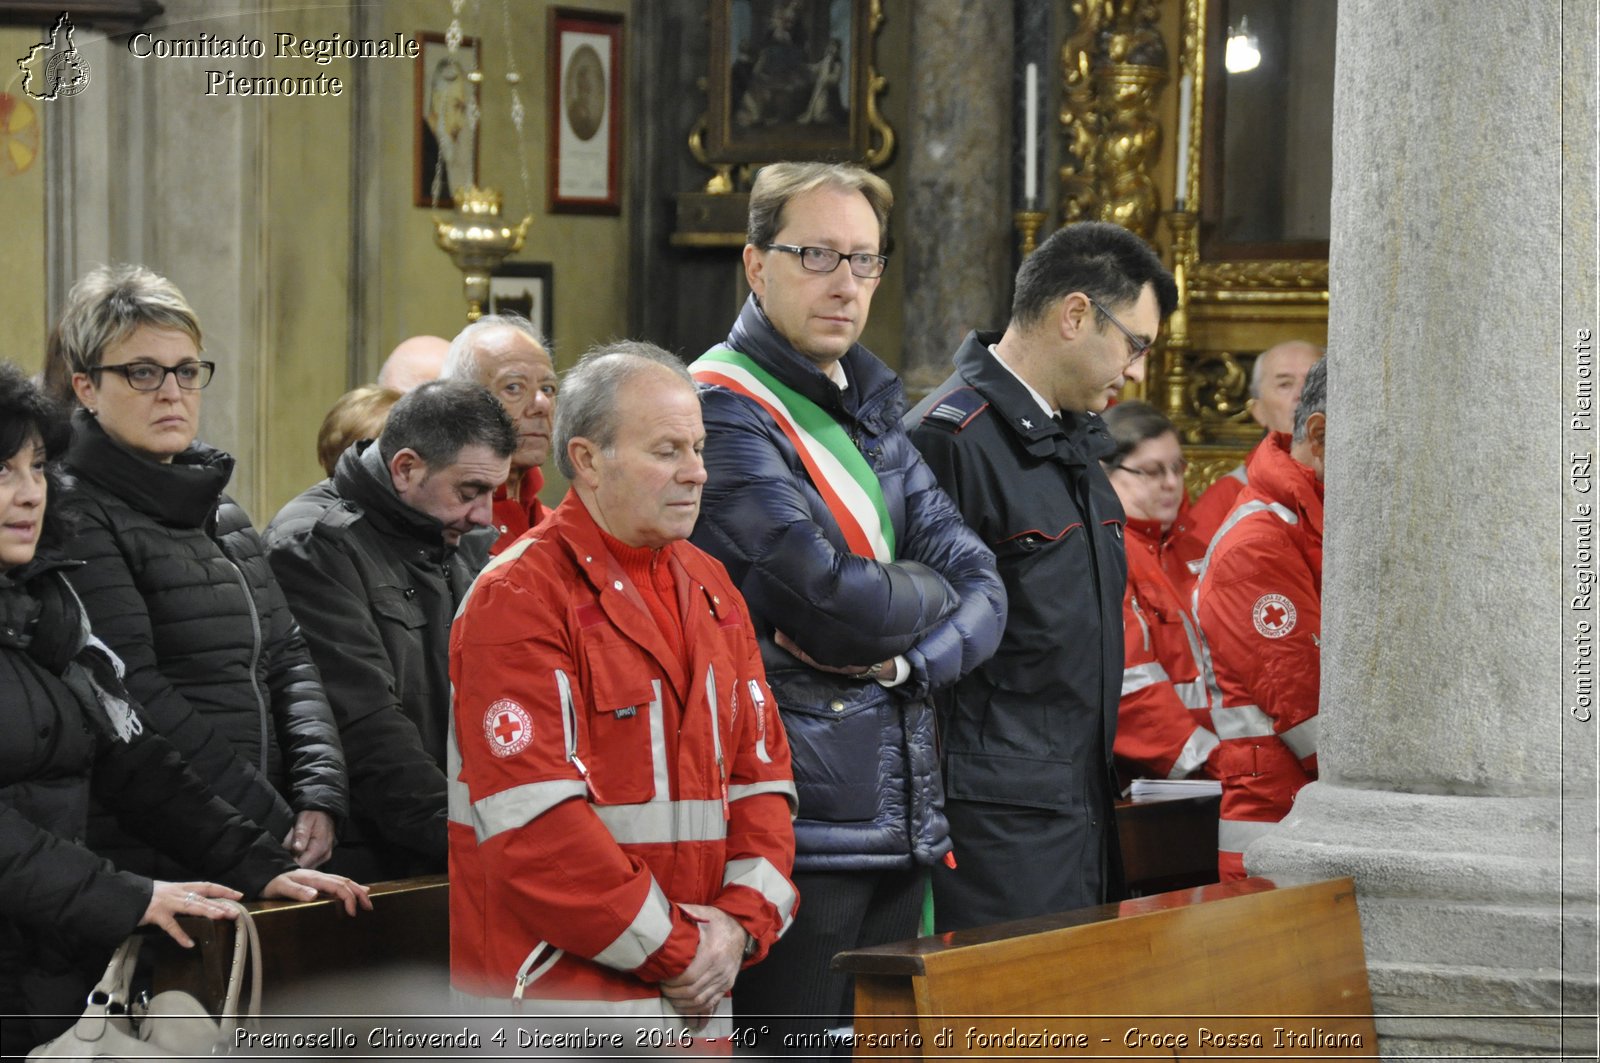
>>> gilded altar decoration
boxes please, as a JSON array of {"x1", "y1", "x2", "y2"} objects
[{"x1": 1057, "y1": 0, "x2": 1167, "y2": 239}]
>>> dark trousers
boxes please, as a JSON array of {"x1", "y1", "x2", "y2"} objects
[
  {"x1": 733, "y1": 867, "x2": 925, "y2": 1059},
  {"x1": 931, "y1": 796, "x2": 1109, "y2": 933}
]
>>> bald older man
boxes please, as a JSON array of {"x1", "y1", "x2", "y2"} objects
[
  {"x1": 377, "y1": 336, "x2": 450, "y2": 392},
  {"x1": 442, "y1": 314, "x2": 559, "y2": 555},
  {"x1": 1189, "y1": 340, "x2": 1323, "y2": 541}
]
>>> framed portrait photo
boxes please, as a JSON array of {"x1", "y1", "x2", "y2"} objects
[
  {"x1": 547, "y1": 7, "x2": 624, "y2": 215},
  {"x1": 706, "y1": 0, "x2": 874, "y2": 163},
  {"x1": 415, "y1": 31, "x2": 481, "y2": 209},
  {"x1": 488, "y1": 262, "x2": 555, "y2": 345}
]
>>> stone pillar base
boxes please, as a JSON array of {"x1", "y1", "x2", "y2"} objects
[{"x1": 1247, "y1": 783, "x2": 1597, "y2": 1059}]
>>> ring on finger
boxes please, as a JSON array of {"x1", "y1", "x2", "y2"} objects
[{"x1": 183, "y1": 891, "x2": 199, "y2": 904}]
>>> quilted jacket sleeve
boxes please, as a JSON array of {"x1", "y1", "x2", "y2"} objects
[{"x1": 886, "y1": 430, "x2": 1007, "y2": 698}]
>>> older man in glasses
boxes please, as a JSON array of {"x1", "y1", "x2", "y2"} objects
[
  {"x1": 906, "y1": 221, "x2": 1178, "y2": 932},
  {"x1": 688, "y1": 161, "x2": 1005, "y2": 1053}
]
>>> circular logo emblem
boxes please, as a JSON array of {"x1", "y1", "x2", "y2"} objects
[
  {"x1": 46, "y1": 51, "x2": 91, "y2": 98},
  {"x1": 483, "y1": 699, "x2": 533, "y2": 758},
  {"x1": 1252, "y1": 593, "x2": 1297, "y2": 639}
]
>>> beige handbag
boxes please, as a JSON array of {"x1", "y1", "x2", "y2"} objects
[{"x1": 28, "y1": 900, "x2": 262, "y2": 1060}]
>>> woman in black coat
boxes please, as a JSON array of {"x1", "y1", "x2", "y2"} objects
[
  {"x1": 0, "y1": 364, "x2": 370, "y2": 1056},
  {"x1": 45, "y1": 264, "x2": 347, "y2": 876}
]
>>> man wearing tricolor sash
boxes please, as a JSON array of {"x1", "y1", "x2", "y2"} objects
[
  {"x1": 907, "y1": 222, "x2": 1178, "y2": 931},
  {"x1": 688, "y1": 162, "x2": 1006, "y2": 1054}
]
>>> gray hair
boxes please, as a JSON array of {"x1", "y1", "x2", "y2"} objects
[
  {"x1": 554, "y1": 341, "x2": 695, "y2": 479},
  {"x1": 441, "y1": 313, "x2": 548, "y2": 383},
  {"x1": 45, "y1": 264, "x2": 203, "y2": 405},
  {"x1": 1250, "y1": 339, "x2": 1324, "y2": 398},
  {"x1": 1291, "y1": 357, "x2": 1328, "y2": 445}
]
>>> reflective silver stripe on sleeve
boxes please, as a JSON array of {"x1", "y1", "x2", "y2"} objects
[
  {"x1": 1226, "y1": 464, "x2": 1249, "y2": 485},
  {"x1": 592, "y1": 876, "x2": 675, "y2": 972},
  {"x1": 454, "y1": 533, "x2": 539, "y2": 619},
  {"x1": 722, "y1": 857, "x2": 799, "y2": 930},
  {"x1": 446, "y1": 682, "x2": 471, "y2": 826},
  {"x1": 748, "y1": 680, "x2": 772, "y2": 765},
  {"x1": 1280, "y1": 715, "x2": 1319, "y2": 761},
  {"x1": 1217, "y1": 817, "x2": 1280, "y2": 854},
  {"x1": 1121, "y1": 660, "x2": 1170, "y2": 696},
  {"x1": 647, "y1": 679, "x2": 668, "y2": 800},
  {"x1": 1173, "y1": 676, "x2": 1209, "y2": 707},
  {"x1": 728, "y1": 779, "x2": 798, "y2": 809},
  {"x1": 1212, "y1": 702, "x2": 1276, "y2": 740},
  {"x1": 1195, "y1": 499, "x2": 1299, "y2": 587},
  {"x1": 593, "y1": 799, "x2": 728, "y2": 844},
  {"x1": 1167, "y1": 726, "x2": 1220, "y2": 779},
  {"x1": 469, "y1": 779, "x2": 588, "y2": 843}
]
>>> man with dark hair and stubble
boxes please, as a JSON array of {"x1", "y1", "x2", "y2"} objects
[
  {"x1": 265, "y1": 380, "x2": 516, "y2": 879},
  {"x1": 906, "y1": 221, "x2": 1179, "y2": 931}
]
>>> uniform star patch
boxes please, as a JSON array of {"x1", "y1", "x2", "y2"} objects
[
  {"x1": 1253, "y1": 593, "x2": 1297, "y2": 639},
  {"x1": 484, "y1": 699, "x2": 534, "y2": 758}
]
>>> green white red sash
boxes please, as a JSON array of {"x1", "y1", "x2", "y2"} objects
[{"x1": 692, "y1": 346, "x2": 896, "y2": 561}]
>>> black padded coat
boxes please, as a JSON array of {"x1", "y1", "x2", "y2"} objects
[
  {"x1": 0, "y1": 556, "x2": 294, "y2": 1054},
  {"x1": 58, "y1": 412, "x2": 346, "y2": 876}
]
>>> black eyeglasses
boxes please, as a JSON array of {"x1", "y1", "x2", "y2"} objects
[
  {"x1": 91, "y1": 361, "x2": 216, "y2": 392},
  {"x1": 1113, "y1": 458, "x2": 1188, "y2": 481},
  {"x1": 1087, "y1": 297, "x2": 1153, "y2": 365},
  {"x1": 764, "y1": 243, "x2": 889, "y2": 279}
]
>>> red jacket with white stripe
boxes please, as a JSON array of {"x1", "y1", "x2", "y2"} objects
[
  {"x1": 447, "y1": 493, "x2": 798, "y2": 1011},
  {"x1": 1194, "y1": 434, "x2": 1323, "y2": 878},
  {"x1": 1113, "y1": 513, "x2": 1220, "y2": 785}
]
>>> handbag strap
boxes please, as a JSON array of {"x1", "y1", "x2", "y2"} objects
[
  {"x1": 217, "y1": 901, "x2": 263, "y2": 1032},
  {"x1": 72, "y1": 935, "x2": 143, "y2": 1040}
]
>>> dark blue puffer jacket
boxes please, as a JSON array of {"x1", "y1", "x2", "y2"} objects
[{"x1": 690, "y1": 296, "x2": 1007, "y2": 871}]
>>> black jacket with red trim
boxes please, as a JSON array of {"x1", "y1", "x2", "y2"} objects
[{"x1": 906, "y1": 332, "x2": 1127, "y2": 871}]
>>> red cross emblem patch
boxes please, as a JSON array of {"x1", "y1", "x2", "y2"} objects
[
  {"x1": 484, "y1": 699, "x2": 533, "y2": 758},
  {"x1": 1252, "y1": 593, "x2": 1297, "y2": 639}
]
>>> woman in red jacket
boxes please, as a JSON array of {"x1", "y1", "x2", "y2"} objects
[{"x1": 1100, "y1": 401, "x2": 1220, "y2": 787}]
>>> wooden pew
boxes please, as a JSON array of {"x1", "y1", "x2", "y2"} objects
[
  {"x1": 834, "y1": 877, "x2": 1376, "y2": 1060},
  {"x1": 151, "y1": 875, "x2": 448, "y2": 1013},
  {"x1": 1116, "y1": 792, "x2": 1221, "y2": 895}
]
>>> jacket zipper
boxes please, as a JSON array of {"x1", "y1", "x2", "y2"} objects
[
  {"x1": 553, "y1": 668, "x2": 593, "y2": 797},
  {"x1": 707, "y1": 665, "x2": 728, "y2": 820},
  {"x1": 221, "y1": 554, "x2": 270, "y2": 776},
  {"x1": 748, "y1": 679, "x2": 772, "y2": 764}
]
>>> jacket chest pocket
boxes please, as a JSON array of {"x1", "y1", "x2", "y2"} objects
[
  {"x1": 371, "y1": 585, "x2": 427, "y2": 630},
  {"x1": 579, "y1": 636, "x2": 666, "y2": 806}
]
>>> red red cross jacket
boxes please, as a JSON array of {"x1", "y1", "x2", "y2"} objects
[
  {"x1": 447, "y1": 492, "x2": 798, "y2": 1027},
  {"x1": 1194, "y1": 434, "x2": 1323, "y2": 880},
  {"x1": 488, "y1": 467, "x2": 552, "y2": 556},
  {"x1": 1113, "y1": 511, "x2": 1220, "y2": 786}
]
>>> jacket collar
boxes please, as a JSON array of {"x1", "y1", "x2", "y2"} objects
[
  {"x1": 66, "y1": 409, "x2": 232, "y2": 529},
  {"x1": 332, "y1": 441, "x2": 456, "y2": 560},
  {"x1": 951, "y1": 330, "x2": 1116, "y2": 465},
  {"x1": 546, "y1": 490, "x2": 699, "y2": 699},
  {"x1": 725, "y1": 294, "x2": 905, "y2": 434},
  {"x1": 1247, "y1": 432, "x2": 1325, "y2": 541}
]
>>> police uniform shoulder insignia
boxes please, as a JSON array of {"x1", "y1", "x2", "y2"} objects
[{"x1": 920, "y1": 386, "x2": 989, "y2": 433}]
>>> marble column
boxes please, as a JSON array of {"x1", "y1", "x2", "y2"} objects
[
  {"x1": 1247, "y1": 2, "x2": 1598, "y2": 1059},
  {"x1": 899, "y1": 1, "x2": 1012, "y2": 397}
]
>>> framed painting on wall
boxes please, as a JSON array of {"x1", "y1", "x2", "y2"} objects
[
  {"x1": 415, "y1": 31, "x2": 481, "y2": 208},
  {"x1": 704, "y1": 0, "x2": 877, "y2": 163},
  {"x1": 488, "y1": 262, "x2": 555, "y2": 344},
  {"x1": 547, "y1": 7, "x2": 624, "y2": 214}
]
